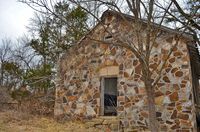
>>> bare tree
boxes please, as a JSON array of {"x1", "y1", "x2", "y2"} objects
[
  {"x1": 13, "y1": 36, "x2": 38, "y2": 70},
  {"x1": 156, "y1": 0, "x2": 199, "y2": 44},
  {"x1": 0, "y1": 39, "x2": 12, "y2": 86}
]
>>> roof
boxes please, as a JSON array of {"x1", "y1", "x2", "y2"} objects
[
  {"x1": 101, "y1": 10, "x2": 194, "y2": 40},
  {"x1": 74, "y1": 10, "x2": 194, "y2": 47}
]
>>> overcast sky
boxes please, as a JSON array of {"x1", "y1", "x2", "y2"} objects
[{"x1": 0, "y1": 0, "x2": 33, "y2": 41}]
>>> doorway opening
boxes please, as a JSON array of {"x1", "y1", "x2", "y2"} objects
[{"x1": 101, "y1": 77, "x2": 117, "y2": 116}]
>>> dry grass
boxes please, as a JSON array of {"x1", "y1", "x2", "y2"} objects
[{"x1": 0, "y1": 110, "x2": 98, "y2": 132}]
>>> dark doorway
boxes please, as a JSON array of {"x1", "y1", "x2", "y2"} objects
[
  {"x1": 102, "y1": 77, "x2": 117, "y2": 116},
  {"x1": 187, "y1": 43, "x2": 200, "y2": 130}
]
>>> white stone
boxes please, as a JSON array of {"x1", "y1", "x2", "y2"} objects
[
  {"x1": 68, "y1": 86, "x2": 74, "y2": 90},
  {"x1": 99, "y1": 66, "x2": 119, "y2": 76},
  {"x1": 74, "y1": 109, "x2": 82, "y2": 115},
  {"x1": 127, "y1": 87, "x2": 136, "y2": 95},
  {"x1": 135, "y1": 100, "x2": 144, "y2": 107},
  {"x1": 86, "y1": 106, "x2": 96, "y2": 116},
  {"x1": 186, "y1": 82, "x2": 191, "y2": 99},
  {"x1": 112, "y1": 29, "x2": 116, "y2": 33},
  {"x1": 138, "y1": 81, "x2": 145, "y2": 88},
  {"x1": 76, "y1": 103, "x2": 85, "y2": 108},
  {"x1": 125, "y1": 68, "x2": 133, "y2": 76},
  {"x1": 82, "y1": 81, "x2": 89, "y2": 88},
  {"x1": 183, "y1": 100, "x2": 192, "y2": 107},
  {"x1": 163, "y1": 96, "x2": 171, "y2": 104}
]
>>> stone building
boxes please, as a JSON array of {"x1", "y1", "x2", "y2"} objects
[{"x1": 54, "y1": 10, "x2": 200, "y2": 131}]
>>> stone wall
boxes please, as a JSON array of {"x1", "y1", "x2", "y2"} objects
[{"x1": 54, "y1": 13, "x2": 196, "y2": 131}]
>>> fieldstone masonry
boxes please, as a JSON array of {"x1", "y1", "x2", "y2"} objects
[{"x1": 55, "y1": 11, "x2": 196, "y2": 131}]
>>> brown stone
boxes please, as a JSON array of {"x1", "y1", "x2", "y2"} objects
[
  {"x1": 155, "y1": 91, "x2": 164, "y2": 97},
  {"x1": 133, "y1": 60, "x2": 138, "y2": 66},
  {"x1": 177, "y1": 105, "x2": 182, "y2": 111},
  {"x1": 169, "y1": 57, "x2": 175, "y2": 63},
  {"x1": 153, "y1": 55, "x2": 158, "y2": 61},
  {"x1": 126, "y1": 50, "x2": 133, "y2": 57},
  {"x1": 172, "y1": 46, "x2": 178, "y2": 51},
  {"x1": 87, "y1": 95, "x2": 92, "y2": 100},
  {"x1": 139, "y1": 116, "x2": 144, "y2": 121},
  {"x1": 181, "y1": 80, "x2": 187, "y2": 84},
  {"x1": 171, "y1": 110, "x2": 177, "y2": 119},
  {"x1": 100, "y1": 44, "x2": 108, "y2": 50},
  {"x1": 134, "y1": 87, "x2": 139, "y2": 94},
  {"x1": 177, "y1": 113, "x2": 189, "y2": 120},
  {"x1": 120, "y1": 102, "x2": 124, "y2": 105},
  {"x1": 167, "y1": 107, "x2": 174, "y2": 110},
  {"x1": 162, "y1": 54, "x2": 168, "y2": 60},
  {"x1": 163, "y1": 76, "x2": 170, "y2": 83},
  {"x1": 72, "y1": 103, "x2": 76, "y2": 109},
  {"x1": 123, "y1": 84, "x2": 127, "y2": 89},
  {"x1": 140, "y1": 111, "x2": 148, "y2": 118},
  {"x1": 125, "y1": 96, "x2": 131, "y2": 102},
  {"x1": 166, "y1": 91, "x2": 171, "y2": 95},
  {"x1": 124, "y1": 72, "x2": 129, "y2": 78},
  {"x1": 161, "y1": 48, "x2": 168, "y2": 54},
  {"x1": 165, "y1": 68, "x2": 171, "y2": 73},
  {"x1": 118, "y1": 96, "x2": 125, "y2": 102},
  {"x1": 180, "y1": 120, "x2": 191, "y2": 127},
  {"x1": 120, "y1": 81, "x2": 125, "y2": 85},
  {"x1": 160, "y1": 124, "x2": 168, "y2": 131},
  {"x1": 113, "y1": 60, "x2": 118, "y2": 66},
  {"x1": 173, "y1": 84, "x2": 180, "y2": 90},
  {"x1": 182, "y1": 64, "x2": 189, "y2": 69},
  {"x1": 174, "y1": 51, "x2": 183, "y2": 57},
  {"x1": 149, "y1": 63, "x2": 157, "y2": 70},
  {"x1": 157, "y1": 83, "x2": 164, "y2": 87},
  {"x1": 156, "y1": 112, "x2": 162, "y2": 117},
  {"x1": 124, "y1": 102, "x2": 132, "y2": 108},
  {"x1": 119, "y1": 64, "x2": 123, "y2": 70},
  {"x1": 166, "y1": 37, "x2": 173, "y2": 43},
  {"x1": 171, "y1": 67, "x2": 178, "y2": 73},
  {"x1": 93, "y1": 93, "x2": 100, "y2": 98},
  {"x1": 137, "y1": 121, "x2": 145, "y2": 125},
  {"x1": 134, "y1": 74, "x2": 140, "y2": 79},
  {"x1": 155, "y1": 95, "x2": 164, "y2": 105},
  {"x1": 135, "y1": 64, "x2": 141, "y2": 74},
  {"x1": 175, "y1": 71, "x2": 183, "y2": 77},
  {"x1": 67, "y1": 96, "x2": 77, "y2": 101},
  {"x1": 167, "y1": 63, "x2": 172, "y2": 68},
  {"x1": 169, "y1": 92, "x2": 179, "y2": 102},
  {"x1": 171, "y1": 124, "x2": 180, "y2": 130},
  {"x1": 63, "y1": 97, "x2": 67, "y2": 103},
  {"x1": 119, "y1": 71, "x2": 123, "y2": 75},
  {"x1": 110, "y1": 48, "x2": 116, "y2": 55},
  {"x1": 92, "y1": 99, "x2": 97, "y2": 104},
  {"x1": 168, "y1": 102, "x2": 175, "y2": 106},
  {"x1": 180, "y1": 84, "x2": 186, "y2": 88},
  {"x1": 166, "y1": 120, "x2": 173, "y2": 125},
  {"x1": 118, "y1": 106, "x2": 124, "y2": 111}
]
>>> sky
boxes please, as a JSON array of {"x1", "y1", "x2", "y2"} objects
[{"x1": 0, "y1": 0, "x2": 33, "y2": 41}]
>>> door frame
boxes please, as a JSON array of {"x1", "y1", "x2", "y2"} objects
[{"x1": 100, "y1": 76, "x2": 118, "y2": 116}]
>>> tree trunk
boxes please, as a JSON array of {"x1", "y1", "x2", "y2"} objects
[{"x1": 145, "y1": 80, "x2": 159, "y2": 132}]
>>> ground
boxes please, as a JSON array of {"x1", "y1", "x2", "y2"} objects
[{"x1": 0, "y1": 110, "x2": 99, "y2": 132}]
